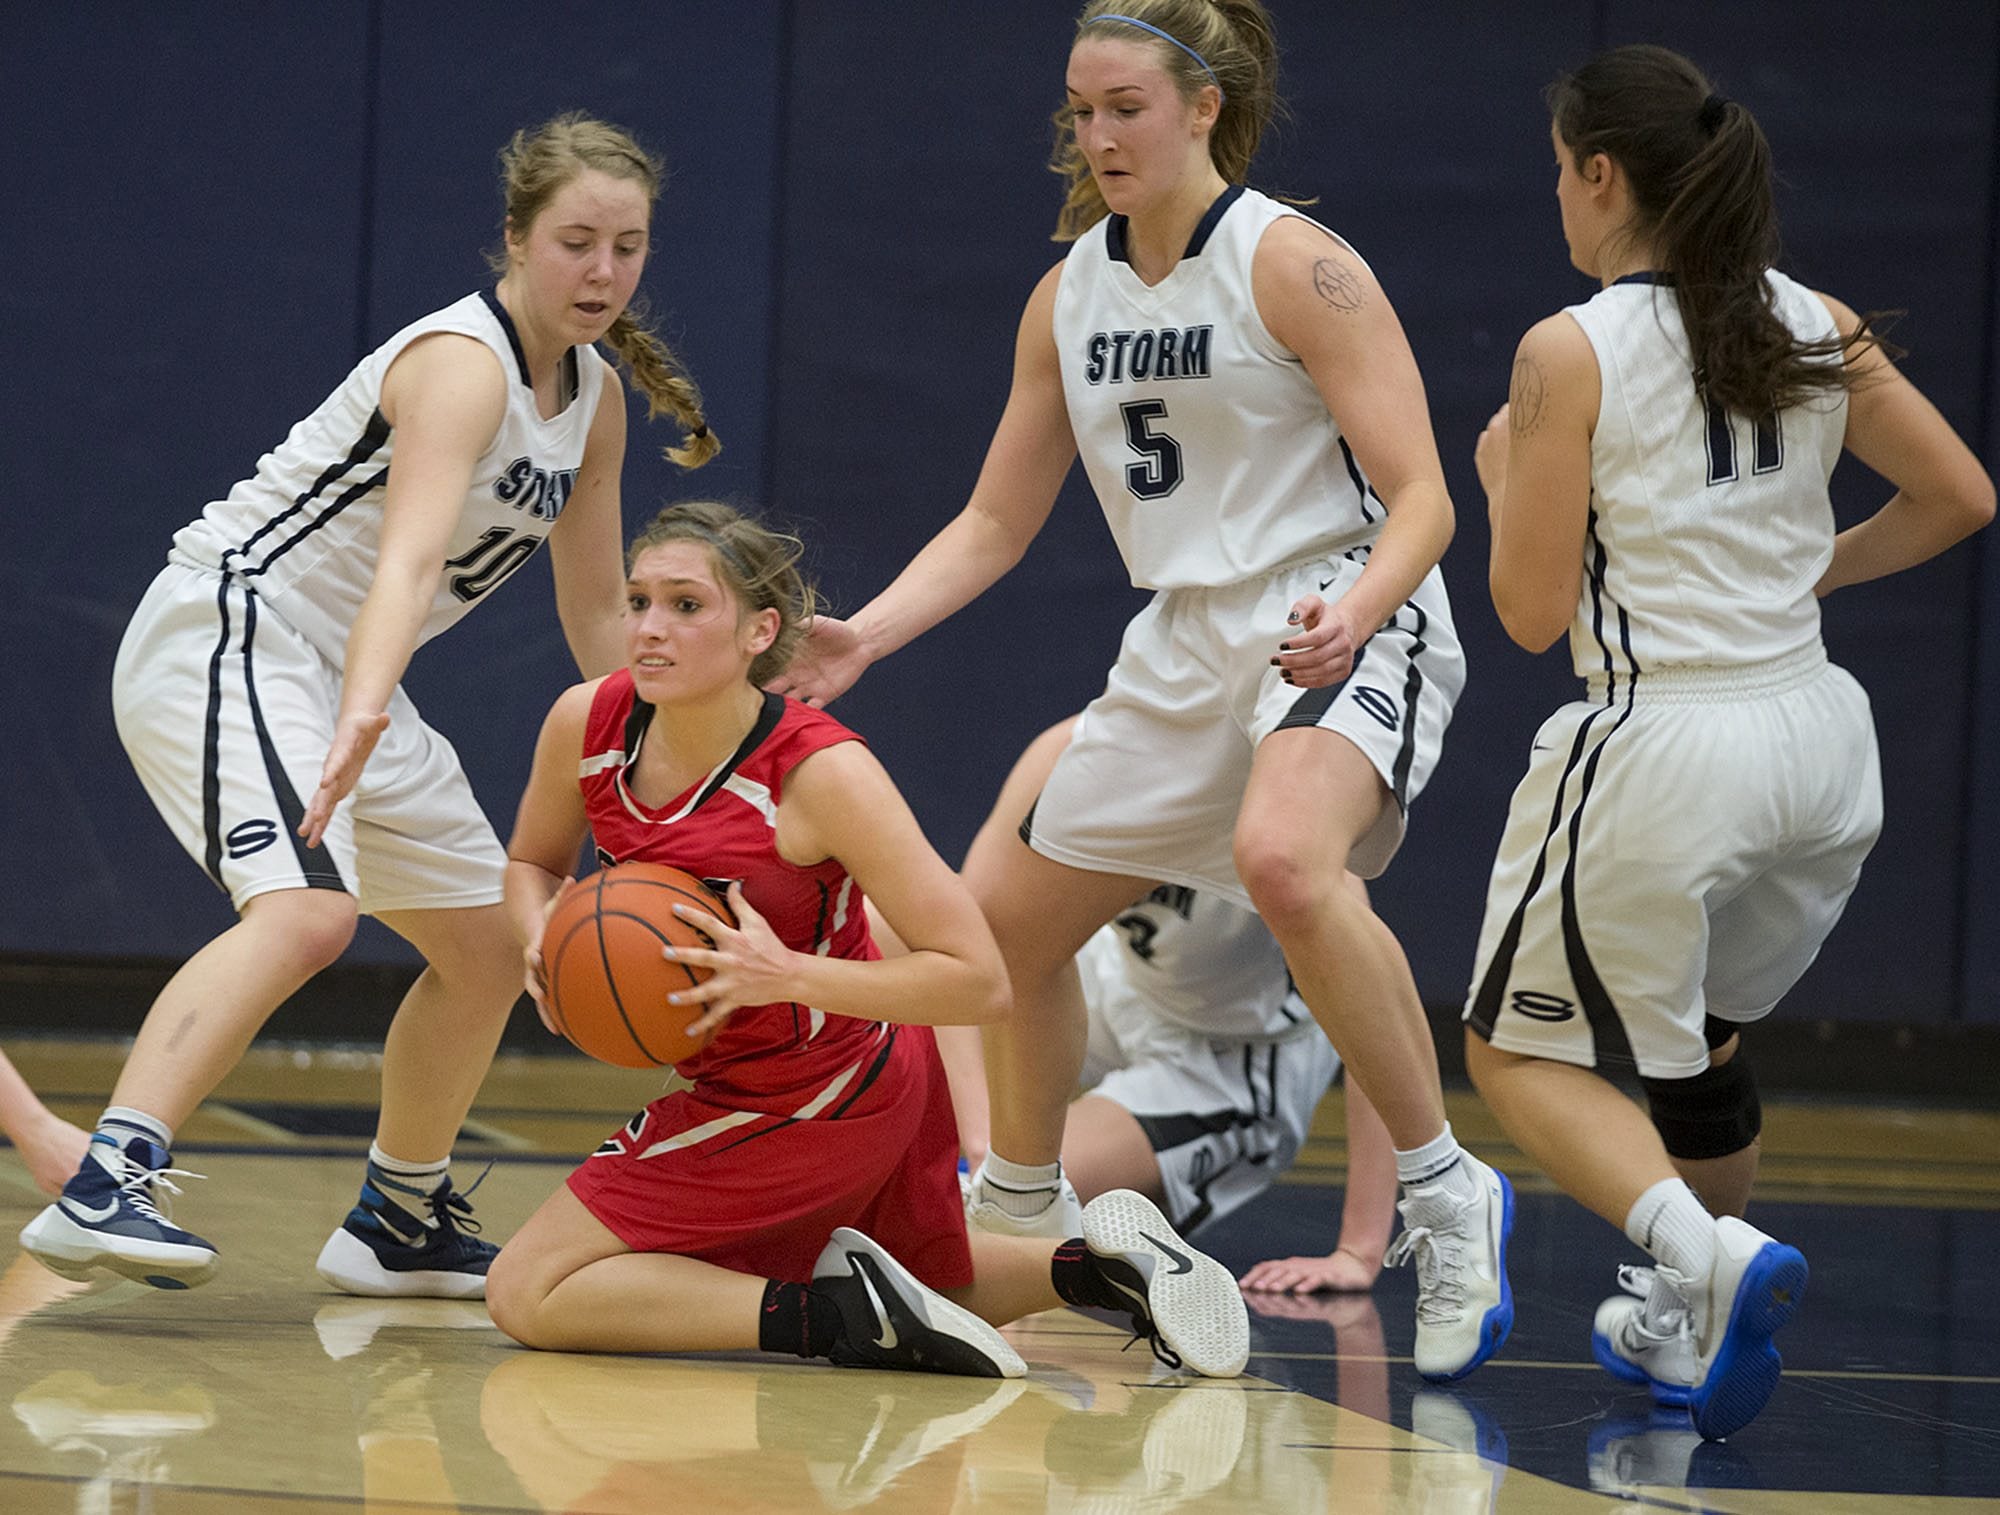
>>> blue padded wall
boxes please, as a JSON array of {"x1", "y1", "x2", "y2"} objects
[
  {"x1": 2, "y1": 3, "x2": 784, "y2": 964},
  {"x1": 5, "y1": 3, "x2": 1996, "y2": 1024},
  {"x1": 1, "y1": 5, "x2": 372, "y2": 957}
]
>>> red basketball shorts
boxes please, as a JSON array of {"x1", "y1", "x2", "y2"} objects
[{"x1": 566, "y1": 1022, "x2": 973, "y2": 1289}]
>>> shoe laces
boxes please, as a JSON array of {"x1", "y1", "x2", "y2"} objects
[
  {"x1": 1384, "y1": 1223, "x2": 1467, "y2": 1325},
  {"x1": 425, "y1": 1162, "x2": 491, "y2": 1235},
  {"x1": 113, "y1": 1160, "x2": 205, "y2": 1227},
  {"x1": 1613, "y1": 1263, "x2": 1655, "y2": 1300},
  {"x1": 1116, "y1": 1320, "x2": 1185, "y2": 1374},
  {"x1": 1613, "y1": 1264, "x2": 1691, "y2": 1344}
]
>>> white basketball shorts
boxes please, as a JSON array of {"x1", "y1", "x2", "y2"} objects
[
  {"x1": 1076, "y1": 926, "x2": 1340, "y2": 1235},
  {"x1": 1464, "y1": 646, "x2": 1881, "y2": 1078},
  {"x1": 1024, "y1": 552, "x2": 1463, "y2": 904},
  {"x1": 113, "y1": 563, "x2": 507, "y2": 914}
]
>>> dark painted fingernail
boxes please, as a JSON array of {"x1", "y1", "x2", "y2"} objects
[{"x1": 1279, "y1": 642, "x2": 1292, "y2": 652}]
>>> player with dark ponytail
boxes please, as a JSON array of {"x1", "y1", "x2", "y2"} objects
[{"x1": 1466, "y1": 44, "x2": 1992, "y2": 1440}]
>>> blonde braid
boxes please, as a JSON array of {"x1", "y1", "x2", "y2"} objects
[{"x1": 605, "y1": 305, "x2": 720, "y2": 469}]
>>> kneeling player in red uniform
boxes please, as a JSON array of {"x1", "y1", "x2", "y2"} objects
[{"x1": 486, "y1": 502, "x2": 1249, "y2": 1378}]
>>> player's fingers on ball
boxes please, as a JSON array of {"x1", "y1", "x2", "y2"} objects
[
  {"x1": 660, "y1": 944, "x2": 720, "y2": 969},
  {"x1": 673, "y1": 902, "x2": 736, "y2": 940}
]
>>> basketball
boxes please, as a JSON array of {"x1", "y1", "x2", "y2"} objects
[{"x1": 541, "y1": 863, "x2": 737, "y2": 1069}]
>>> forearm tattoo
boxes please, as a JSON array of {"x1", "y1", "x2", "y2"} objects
[
  {"x1": 1311, "y1": 257, "x2": 1365, "y2": 313},
  {"x1": 1508, "y1": 356, "x2": 1548, "y2": 436}
]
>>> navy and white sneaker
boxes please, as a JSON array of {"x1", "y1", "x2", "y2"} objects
[
  {"x1": 20, "y1": 1134, "x2": 217, "y2": 1290},
  {"x1": 314, "y1": 1162, "x2": 497, "y2": 1300},
  {"x1": 1078, "y1": 1189, "x2": 1249, "y2": 1378},
  {"x1": 811, "y1": 1227, "x2": 1026, "y2": 1379}
]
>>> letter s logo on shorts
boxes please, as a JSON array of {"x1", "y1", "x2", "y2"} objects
[
  {"x1": 225, "y1": 818, "x2": 280, "y2": 859},
  {"x1": 1350, "y1": 685, "x2": 1401, "y2": 732},
  {"x1": 1508, "y1": 990, "x2": 1576, "y2": 1022}
]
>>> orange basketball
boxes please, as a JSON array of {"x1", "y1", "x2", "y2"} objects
[{"x1": 542, "y1": 862, "x2": 736, "y2": 1069}]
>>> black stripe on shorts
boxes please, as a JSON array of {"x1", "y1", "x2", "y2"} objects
[{"x1": 240, "y1": 592, "x2": 349, "y2": 893}]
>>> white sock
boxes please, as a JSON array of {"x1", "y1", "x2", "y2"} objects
[
  {"x1": 369, "y1": 1144, "x2": 448, "y2": 1197},
  {"x1": 97, "y1": 1106, "x2": 174, "y2": 1151},
  {"x1": 977, "y1": 1153, "x2": 1063, "y2": 1220},
  {"x1": 1625, "y1": 1178, "x2": 1716, "y2": 1285},
  {"x1": 1395, "y1": 1124, "x2": 1478, "y2": 1204}
]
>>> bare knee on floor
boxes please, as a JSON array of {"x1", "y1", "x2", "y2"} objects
[{"x1": 483, "y1": 1254, "x2": 549, "y2": 1348}]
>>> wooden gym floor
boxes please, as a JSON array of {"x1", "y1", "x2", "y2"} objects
[{"x1": 0, "y1": 1039, "x2": 1995, "y2": 1513}]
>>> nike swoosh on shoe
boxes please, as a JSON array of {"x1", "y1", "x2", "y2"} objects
[
  {"x1": 859, "y1": 1263, "x2": 900, "y2": 1350},
  {"x1": 1139, "y1": 1230, "x2": 1194, "y2": 1276}
]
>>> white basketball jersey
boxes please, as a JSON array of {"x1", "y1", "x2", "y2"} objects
[
  {"x1": 1055, "y1": 186, "x2": 1383, "y2": 590},
  {"x1": 1564, "y1": 271, "x2": 1846, "y2": 682},
  {"x1": 1101, "y1": 885, "x2": 1304, "y2": 1041},
  {"x1": 168, "y1": 291, "x2": 608, "y2": 664}
]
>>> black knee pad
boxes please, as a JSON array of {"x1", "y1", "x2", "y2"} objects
[
  {"x1": 1639, "y1": 1054, "x2": 1762, "y2": 1160},
  {"x1": 1703, "y1": 1015, "x2": 1742, "y2": 1051}
]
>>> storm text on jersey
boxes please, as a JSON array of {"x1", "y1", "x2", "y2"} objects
[
  {"x1": 493, "y1": 456, "x2": 578, "y2": 522},
  {"x1": 1083, "y1": 325, "x2": 1214, "y2": 385}
]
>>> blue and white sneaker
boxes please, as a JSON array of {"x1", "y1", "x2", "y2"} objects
[
  {"x1": 19, "y1": 1134, "x2": 217, "y2": 1289},
  {"x1": 314, "y1": 1163, "x2": 497, "y2": 1300},
  {"x1": 1385, "y1": 1152, "x2": 1515, "y2": 1382},
  {"x1": 1676, "y1": 1216, "x2": 1807, "y2": 1441},
  {"x1": 1593, "y1": 1264, "x2": 1697, "y2": 1406}
]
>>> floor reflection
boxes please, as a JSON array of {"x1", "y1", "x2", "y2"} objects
[{"x1": 0, "y1": 1129, "x2": 1992, "y2": 1511}]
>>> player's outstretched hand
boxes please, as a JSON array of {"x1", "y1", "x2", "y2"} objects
[
  {"x1": 765, "y1": 615, "x2": 869, "y2": 708},
  {"x1": 1239, "y1": 1246, "x2": 1381, "y2": 1295},
  {"x1": 663, "y1": 883, "x2": 798, "y2": 1038},
  {"x1": 1271, "y1": 594, "x2": 1359, "y2": 689},
  {"x1": 300, "y1": 711, "x2": 391, "y2": 847}
]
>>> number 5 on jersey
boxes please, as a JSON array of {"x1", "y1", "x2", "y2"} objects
[{"x1": 1120, "y1": 400, "x2": 1185, "y2": 499}]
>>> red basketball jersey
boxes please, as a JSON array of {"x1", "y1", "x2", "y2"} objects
[{"x1": 578, "y1": 673, "x2": 885, "y2": 1103}]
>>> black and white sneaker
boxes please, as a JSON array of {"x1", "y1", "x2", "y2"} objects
[
  {"x1": 811, "y1": 1228, "x2": 1025, "y2": 1379},
  {"x1": 1080, "y1": 1190, "x2": 1249, "y2": 1378}
]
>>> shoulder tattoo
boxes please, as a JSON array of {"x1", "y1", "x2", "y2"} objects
[
  {"x1": 1311, "y1": 256, "x2": 1366, "y2": 313},
  {"x1": 1508, "y1": 356, "x2": 1548, "y2": 436}
]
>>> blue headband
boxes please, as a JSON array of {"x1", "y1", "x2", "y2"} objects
[{"x1": 1084, "y1": 14, "x2": 1226, "y2": 102}]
